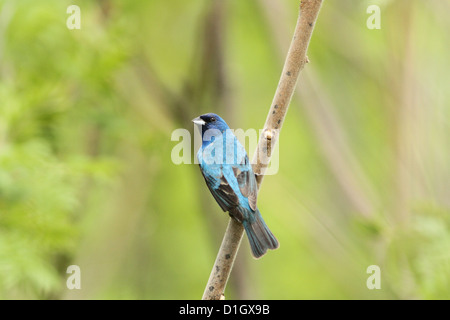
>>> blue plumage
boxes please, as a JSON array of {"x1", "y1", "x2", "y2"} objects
[{"x1": 193, "y1": 113, "x2": 279, "y2": 258}]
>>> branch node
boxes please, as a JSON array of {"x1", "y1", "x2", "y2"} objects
[{"x1": 263, "y1": 129, "x2": 273, "y2": 141}]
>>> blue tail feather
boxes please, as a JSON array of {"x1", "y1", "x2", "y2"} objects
[{"x1": 242, "y1": 210, "x2": 279, "y2": 259}]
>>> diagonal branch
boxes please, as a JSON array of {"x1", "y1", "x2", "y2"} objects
[
  {"x1": 259, "y1": 0, "x2": 378, "y2": 218},
  {"x1": 201, "y1": 0, "x2": 324, "y2": 300}
]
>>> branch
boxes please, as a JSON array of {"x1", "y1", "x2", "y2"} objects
[
  {"x1": 259, "y1": 0, "x2": 378, "y2": 218},
  {"x1": 202, "y1": 0, "x2": 323, "y2": 300}
]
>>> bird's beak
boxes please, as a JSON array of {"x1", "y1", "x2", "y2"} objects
[{"x1": 192, "y1": 116, "x2": 206, "y2": 125}]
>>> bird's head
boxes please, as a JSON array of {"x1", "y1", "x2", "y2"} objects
[{"x1": 192, "y1": 113, "x2": 229, "y2": 135}]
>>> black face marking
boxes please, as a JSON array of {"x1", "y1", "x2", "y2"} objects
[{"x1": 201, "y1": 114, "x2": 218, "y2": 123}]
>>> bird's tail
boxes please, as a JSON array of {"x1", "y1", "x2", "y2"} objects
[{"x1": 242, "y1": 210, "x2": 279, "y2": 259}]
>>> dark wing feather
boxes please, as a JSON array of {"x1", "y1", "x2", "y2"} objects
[
  {"x1": 232, "y1": 154, "x2": 258, "y2": 211},
  {"x1": 199, "y1": 165, "x2": 239, "y2": 212}
]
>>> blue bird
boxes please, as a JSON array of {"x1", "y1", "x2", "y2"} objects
[{"x1": 192, "y1": 113, "x2": 279, "y2": 258}]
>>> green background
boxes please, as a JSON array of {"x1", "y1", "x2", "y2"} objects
[{"x1": 0, "y1": 0, "x2": 449, "y2": 299}]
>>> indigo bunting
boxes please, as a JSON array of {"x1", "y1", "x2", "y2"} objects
[{"x1": 192, "y1": 113, "x2": 279, "y2": 258}]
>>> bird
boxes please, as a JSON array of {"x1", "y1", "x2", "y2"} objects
[{"x1": 192, "y1": 113, "x2": 279, "y2": 258}]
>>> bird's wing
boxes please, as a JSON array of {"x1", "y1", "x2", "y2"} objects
[
  {"x1": 232, "y1": 146, "x2": 258, "y2": 212},
  {"x1": 199, "y1": 165, "x2": 240, "y2": 212}
]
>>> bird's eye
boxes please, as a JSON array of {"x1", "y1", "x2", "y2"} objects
[{"x1": 211, "y1": 117, "x2": 216, "y2": 122}]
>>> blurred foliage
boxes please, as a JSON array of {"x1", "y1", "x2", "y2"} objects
[{"x1": 0, "y1": 0, "x2": 449, "y2": 299}]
